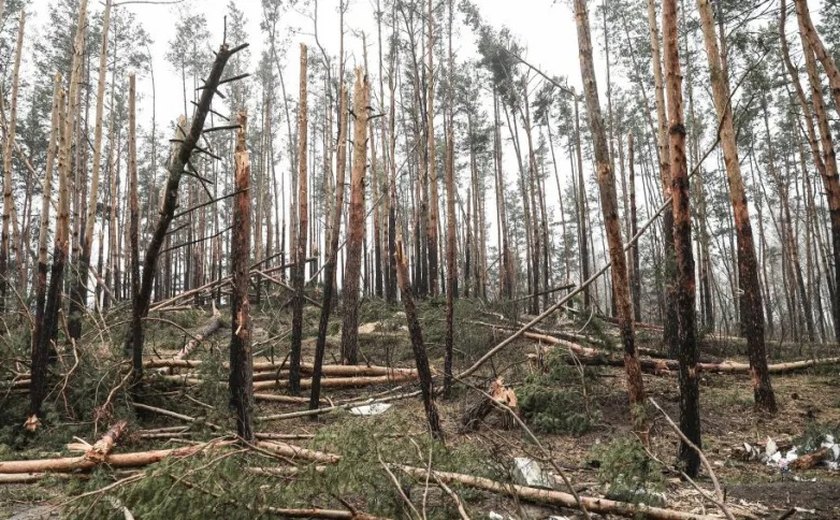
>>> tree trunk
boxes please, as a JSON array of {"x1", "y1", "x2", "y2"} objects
[
  {"x1": 68, "y1": 0, "x2": 111, "y2": 340},
  {"x1": 289, "y1": 44, "x2": 309, "y2": 393},
  {"x1": 628, "y1": 132, "x2": 641, "y2": 321},
  {"x1": 395, "y1": 240, "x2": 444, "y2": 442},
  {"x1": 32, "y1": 74, "x2": 62, "y2": 375},
  {"x1": 340, "y1": 69, "x2": 370, "y2": 365},
  {"x1": 574, "y1": 0, "x2": 647, "y2": 430},
  {"x1": 426, "y1": 0, "x2": 440, "y2": 297},
  {"x1": 443, "y1": 0, "x2": 456, "y2": 396},
  {"x1": 696, "y1": 0, "x2": 776, "y2": 412},
  {"x1": 124, "y1": 42, "x2": 246, "y2": 387},
  {"x1": 311, "y1": 84, "x2": 348, "y2": 411},
  {"x1": 0, "y1": 10, "x2": 25, "y2": 314},
  {"x1": 646, "y1": 0, "x2": 679, "y2": 358},
  {"x1": 789, "y1": 0, "x2": 840, "y2": 342},
  {"x1": 229, "y1": 112, "x2": 254, "y2": 440},
  {"x1": 663, "y1": 0, "x2": 701, "y2": 477}
]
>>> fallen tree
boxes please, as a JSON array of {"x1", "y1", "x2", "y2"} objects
[{"x1": 0, "y1": 440, "x2": 231, "y2": 474}]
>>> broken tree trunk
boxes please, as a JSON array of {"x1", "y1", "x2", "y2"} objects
[
  {"x1": 395, "y1": 239, "x2": 444, "y2": 442},
  {"x1": 67, "y1": 0, "x2": 111, "y2": 341},
  {"x1": 123, "y1": 40, "x2": 248, "y2": 387},
  {"x1": 0, "y1": 441, "x2": 231, "y2": 474},
  {"x1": 85, "y1": 420, "x2": 128, "y2": 463},
  {"x1": 229, "y1": 112, "x2": 254, "y2": 440},
  {"x1": 460, "y1": 378, "x2": 517, "y2": 432},
  {"x1": 340, "y1": 68, "x2": 370, "y2": 365}
]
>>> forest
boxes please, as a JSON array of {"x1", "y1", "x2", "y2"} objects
[{"x1": 0, "y1": 0, "x2": 839, "y2": 517}]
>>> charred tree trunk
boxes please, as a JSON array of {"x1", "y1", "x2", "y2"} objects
[
  {"x1": 697, "y1": 0, "x2": 776, "y2": 412},
  {"x1": 229, "y1": 112, "x2": 254, "y2": 440},
  {"x1": 310, "y1": 85, "x2": 348, "y2": 411},
  {"x1": 124, "y1": 41, "x2": 247, "y2": 387},
  {"x1": 395, "y1": 239, "x2": 444, "y2": 442},
  {"x1": 663, "y1": 0, "x2": 701, "y2": 477},
  {"x1": 646, "y1": 0, "x2": 679, "y2": 358},
  {"x1": 574, "y1": 0, "x2": 647, "y2": 430},
  {"x1": 29, "y1": 81, "x2": 67, "y2": 424},
  {"x1": 426, "y1": 0, "x2": 440, "y2": 297},
  {"x1": 32, "y1": 75, "x2": 62, "y2": 370},
  {"x1": 340, "y1": 69, "x2": 370, "y2": 365}
]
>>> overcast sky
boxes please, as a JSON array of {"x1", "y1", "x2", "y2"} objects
[{"x1": 23, "y1": 0, "x2": 587, "y2": 132}]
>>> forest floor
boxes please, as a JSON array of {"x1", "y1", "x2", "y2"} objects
[{"x1": 1, "y1": 295, "x2": 839, "y2": 519}]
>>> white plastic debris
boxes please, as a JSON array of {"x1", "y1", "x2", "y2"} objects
[
  {"x1": 765, "y1": 437, "x2": 778, "y2": 458},
  {"x1": 349, "y1": 402, "x2": 392, "y2": 416},
  {"x1": 512, "y1": 457, "x2": 554, "y2": 489}
]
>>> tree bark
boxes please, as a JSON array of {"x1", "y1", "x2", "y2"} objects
[
  {"x1": 696, "y1": 0, "x2": 776, "y2": 412},
  {"x1": 663, "y1": 0, "x2": 701, "y2": 477},
  {"x1": 289, "y1": 44, "x2": 309, "y2": 394},
  {"x1": 123, "y1": 41, "x2": 247, "y2": 387},
  {"x1": 128, "y1": 74, "x2": 140, "y2": 302},
  {"x1": 68, "y1": 0, "x2": 111, "y2": 340},
  {"x1": 395, "y1": 239, "x2": 444, "y2": 442},
  {"x1": 340, "y1": 69, "x2": 369, "y2": 365},
  {"x1": 443, "y1": 0, "x2": 456, "y2": 396},
  {"x1": 229, "y1": 112, "x2": 254, "y2": 440},
  {"x1": 311, "y1": 84, "x2": 348, "y2": 411},
  {"x1": 574, "y1": 0, "x2": 646, "y2": 430},
  {"x1": 646, "y1": 0, "x2": 679, "y2": 358},
  {"x1": 0, "y1": 10, "x2": 25, "y2": 314}
]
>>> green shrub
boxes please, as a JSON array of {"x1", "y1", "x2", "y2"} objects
[
  {"x1": 592, "y1": 437, "x2": 664, "y2": 506},
  {"x1": 518, "y1": 356, "x2": 600, "y2": 435}
]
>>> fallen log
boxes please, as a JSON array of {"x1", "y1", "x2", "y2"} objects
[
  {"x1": 257, "y1": 441, "x2": 341, "y2": 464},
  {"x1": 0, "y1": 441, "x2": 231, "y2": 474},
  {"x1": 172, "y1": 305, "x2": 223, "y2": 363},
  {"x1": 397, "y1": 465, "x2": 716, "y2": 520},
  {"x1": 522, "y1": 331, "x2": 840, "y2": 375},
  {"x1": 240, "y1": 440, "x2": 718, "y2": 520},
  {"x1": 253, "y1": 373, "x2": 417, "y2": 391},
  {"x1": 144, "y1": 358, "x2": 417, "y2": 378}
]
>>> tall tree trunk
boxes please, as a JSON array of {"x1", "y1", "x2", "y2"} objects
[
  {"x1": 697, "y1": 0, "x2": 776, "y2": 412},
  {"x1": 0, "y1": 10, "x2": 24, "y2": 314},
  {"x1": 310, "y1": 85, "x2": 348, "y2": 411},
  {"x1": 426, "y1": 0, "x2": 440, "y2": 297},
  {"x1": 574, "y1": 96, "x2": 590, "y2": 307},
  {"x1": 663, "y1": 0, "x2": 701, "y2": 477},
  {"x1": 229, "y1": 112, "x2": 254, "y2": 440},
  {"x1": 646, "y1": 0, "x2": 679, "y2": 357},
  {"x1": 29, "y1": 78, "x2": 64, "y2": 425},
  {"x1": 493, "y1": 90, "x2": 513, "y2": 299},
  {"x1": 124, "y1": 42, "x2": 246, "y2": 386},
  {"x1": 628, "y1": 132, "x2": 641, "y2": 321},
  {"x1": 788, "y1": 0, "x2": 840, "y2": 341},
  {"x1": 574, "y1": 0, "x2": 646, "y2": 430},
  {"x1": 340, "y1": 69, "x2": 369, "y2": 365},
  {"x1": 443, "y1": 0, "x2": 456, "y2": 396},
  {"x1": 33, "y1": 74, "x2": 62, "y2": 364},
  {"x1": 289, "y1": 44, "x2": 309, "y2": 394},
  {"x1": 68, "y1": 0, "x2": 112, "y2": 340},
  {"x1": 128, "y1": 74, "x2": 139, "y2": 304}
]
